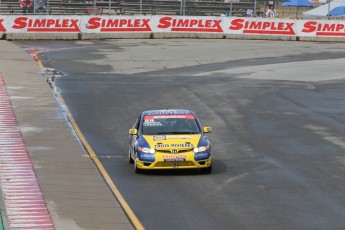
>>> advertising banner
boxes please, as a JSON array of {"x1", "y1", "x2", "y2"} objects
[
  {"x1": 1, "y1": 15, "x2": 345, "y2": 40},
  {"x1": 81, "y1": 16, "x2": 153, "y2": 33},
  {"x1": 4, "y1": 15, "x2": 81, "y2": 33},
  {"x1": 154, "y1": 16, "x2": 224, "y2": 33},
  {"x1": 225, "y1": 18, "x2": 296, "y2": 36},
  {"x1": 0, "y1": 16, "x2": 6, "y2": 34},
  {"x1": 297, "y1": 20, "x2": 345, "y2": 37}
]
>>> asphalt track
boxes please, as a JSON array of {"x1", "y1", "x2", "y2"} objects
[{"x1": 16, "y1": 40, "x2": 345, "y2": 230}]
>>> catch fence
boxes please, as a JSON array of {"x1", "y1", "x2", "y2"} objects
[
  {"x1": 0, "y1": 0, "x2": 343, "y2": 19},
  {"x1": 0, "y1": 0, "x2": 278, "y2": 16}
]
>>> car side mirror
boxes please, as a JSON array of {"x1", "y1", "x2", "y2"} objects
[
  {"x1": 129, "y1": 128, "x2": 138, "y2": 135},
  {"x1": 203, "y1": 127, "x2": 212, "y2": 133}
]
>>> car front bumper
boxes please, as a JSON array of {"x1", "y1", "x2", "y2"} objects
[{"x1": 135, "y1": 158, "x2": 212, "y2": 170}]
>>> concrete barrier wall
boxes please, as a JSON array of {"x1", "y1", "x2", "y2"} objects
[{"x1": 1, "y1": 15, "x2": 345, "y2": 42}]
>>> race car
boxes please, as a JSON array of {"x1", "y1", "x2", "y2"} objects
[{"x1": 128, "y1": 109, "x2": 212, "y2": 173}]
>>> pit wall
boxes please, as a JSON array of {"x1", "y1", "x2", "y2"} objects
[{"x1": 0, "y1": 15, "x2": 345, "y2": 41}]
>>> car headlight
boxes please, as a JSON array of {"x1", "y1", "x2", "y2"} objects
[
  {"x1": 193, "y1": 145, "x2": 209, "y2": 153},
  {"x1": 138, "y1": 146, "x2": 156, "y2": 154}
]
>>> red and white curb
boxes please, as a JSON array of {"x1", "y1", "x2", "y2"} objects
[{"x1": 0, "y1": 73, "x2": 54, "y2": 229}]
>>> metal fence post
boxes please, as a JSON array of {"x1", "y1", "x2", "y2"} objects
[
  {"x1": 140, "y1": 0, "x2": 142, "y2": 14},
  {"x1": 47, "y1": 0, "x2": 50, "y2": 14},
  {"x1": 230, "y1": 0, "x2": 232, "y2": 16},
  {"x1": 327, "y1": 1, "x2": 330, "y2": 19},
  {"x1": 180, "y1": 0, "x2": 182, "y2": 15},
  {"x1": 254, "y1": 0, "x2": 257, "y2": 16},
  {"x1": 179, "y1": 0, "x2": 186, "y2": 16}
]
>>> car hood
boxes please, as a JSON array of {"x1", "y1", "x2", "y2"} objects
[{"x1": 143, "y1": 134, "x2": 201, "y2": 150}]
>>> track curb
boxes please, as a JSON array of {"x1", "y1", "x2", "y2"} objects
[{"x1": 31, "y1": 51, "x2": 145, "y2": 230}]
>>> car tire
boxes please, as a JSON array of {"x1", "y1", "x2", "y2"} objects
[
  {"x1": 128, "y1": 149, "x2": 134, "y2": 164},
  {"x1": 201, "y1": 164, "x2": 212, "y2": 174},
  {"x1": 134, "y1": 159, "x2": 142, "y2": 173}
]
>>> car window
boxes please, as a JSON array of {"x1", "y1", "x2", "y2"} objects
[
  {"x1": 142, "y1": 114, "x2": 201, "y2": 135},
  {"x1": 132, "y1": 114, "x2": 141, "y2": 130}
]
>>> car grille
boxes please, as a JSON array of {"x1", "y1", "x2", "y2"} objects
[
  {"x1": 157, "y1": 148, "x2": 193, "y2": 154},
  {"x1": 155, "y1": 161, "x2": 195, "y2": 167}
]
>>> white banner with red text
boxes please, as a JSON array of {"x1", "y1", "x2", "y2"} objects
[{"x1": 1, "y1": 15, "x2": 345, "y2": 39}]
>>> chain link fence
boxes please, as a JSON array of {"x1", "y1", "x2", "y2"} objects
[
  {"x1": 0, "y1": 0, "x2": 343, "y2": 18},
  {"x1": 0, "y1": 0, "x2": 266, "y2": 16}
]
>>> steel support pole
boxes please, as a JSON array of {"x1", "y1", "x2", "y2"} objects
[
  {"x1": 140, "y1": 0, "x2": 142, "y2": 14},
  {"x1": 109, "y1": 0, "x2": 111, "y2": 13},
  {"x1": 180, "y1": 0, "x2": 182, "y2": 15},
  {"x1": 328, "y1": 1, "x2": 331, "y2": 18}
]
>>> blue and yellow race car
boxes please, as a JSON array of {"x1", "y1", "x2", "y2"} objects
[{"x1": 128, "y1": 109, "x2": 212, "y2": 173}]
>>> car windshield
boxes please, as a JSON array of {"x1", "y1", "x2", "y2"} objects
[{"x1": 142, "y1": 114, "x2": 201, "y2": 135}]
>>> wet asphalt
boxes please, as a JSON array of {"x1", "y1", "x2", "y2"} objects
[{"x1": 15, "y1": 39, "x2": 345, "y2": 230}]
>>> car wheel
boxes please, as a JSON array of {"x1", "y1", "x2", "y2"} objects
[
  {"x1": 128, "y1": 149, "x2": 134, "y2": 164},
  {"x1": 201, "y1": 164, "x2": 212, "y2": 174},
  {"x1": 134, "y1": 159, "x2": 142, "y2": 173}
]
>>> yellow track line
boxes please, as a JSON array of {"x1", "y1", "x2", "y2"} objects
[{"x1": 32, "y1": 54, "x2": 145, "y2": 230}]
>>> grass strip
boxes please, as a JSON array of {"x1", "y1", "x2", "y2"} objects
[{"x1": 0, "y1": 213, "x2": 3, "y2": 230}]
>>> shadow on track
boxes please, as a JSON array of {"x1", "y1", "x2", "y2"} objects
[{"x1": 135, "y1": 159, "x2": 226, "y2": 176}]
